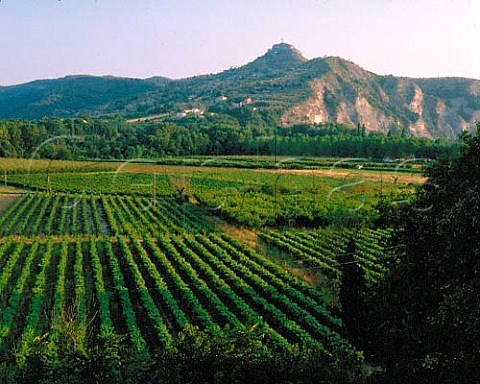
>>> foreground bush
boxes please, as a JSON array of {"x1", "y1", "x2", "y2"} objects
[{"x1": 2, "y1": 325, "x2": 365, "y2": 384}]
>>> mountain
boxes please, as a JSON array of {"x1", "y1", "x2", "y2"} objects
[
  {"x1": 234, "y1": 42, "x2": 307, "y2": 74},
  {"x1": 1, "y1": 43, "x2": 480, "y2": 139},
  {"x1": 0, "y1": 75, "x2": 162, "y2": 119}
]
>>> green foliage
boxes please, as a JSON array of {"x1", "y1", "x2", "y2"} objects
[
  {"x1": 0, "y1": 117, "x2": 459, "y2": 160},
  {"x1": 374, "y1": 192, "x2": 415, "y2": 228},
  {"x1": 0, "y1": 44, "x2": 478, "y2": 143},
  {"x1": 361, "y1": 125, "x2": 480, "y2": 382},
  {"x1": 5, "y1": 166, "x2": 402, "y2": 229},
  {"x1": 259, "y1": 228, "x2": 393, "y2": 286},
  {"x1": 8, "y1": 330, "x2": 134, "y2": 384},
  {"x1": 338, "y1": 237, "x2": 366, "y2": 342},
  {"x1": 0, "y1": 192, "x2": 365, "y2": 382},
  {"x1": 2, "y1": 325, "x2": 364, "y2": 384},
  {"x1": 0, "y1": 76, "x2": 156, "y2": 119}
]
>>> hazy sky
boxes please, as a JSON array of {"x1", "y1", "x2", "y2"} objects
[{"x1": 1, "y1": 0, "x2": 480, "y2": 85}]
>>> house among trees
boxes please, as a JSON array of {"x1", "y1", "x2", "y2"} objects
[{"x1": 215, "y1": 95, "x2": 228, "y2": 103}]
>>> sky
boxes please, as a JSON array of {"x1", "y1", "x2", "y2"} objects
[{"x1": 1, "y1": 0, "x2": 480, "y2": 86}]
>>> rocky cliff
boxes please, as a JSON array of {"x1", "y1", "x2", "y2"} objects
[{"x1": 1, "y1": 43, "x2": 479, "y2": 139}]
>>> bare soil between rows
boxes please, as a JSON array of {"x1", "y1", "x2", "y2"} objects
[{"x1": 0, "y1": 194, "x2": 21, "y2": 215}]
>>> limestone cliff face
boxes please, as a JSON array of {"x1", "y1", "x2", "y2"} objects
[
  {"x1": 2, "y1": 42, "x2": 480, "y2": 139},
  {"x1": 281, "y1": 59, "x2": 395, "y2": 134},
  {"x1": 280, "y1": 56, "x2": 480, "y2": 139}
]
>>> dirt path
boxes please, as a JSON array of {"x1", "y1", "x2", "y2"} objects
[
  {"x1": 201, "y1": 212, "x2": 259, "y2": 249},
  {"x1": 0, "y1": 194, "x2": 21, "y2": 216},
  {"x1": 125, "y1": 113, "x2": 170, "y2": 123},
  {"x1": 257, "y1": 168, "x2": 426, "y2": 184},
  {"x1": 105, "y1": 162, "x2": 426, "y2": 185}
]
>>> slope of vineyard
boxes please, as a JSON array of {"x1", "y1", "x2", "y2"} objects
[
  {"x1": 0, "y1": 191, "x2": 364, "y2": 375},
  {"x1": 259, "y1": 228, "x2": 396, "y2": 284}
]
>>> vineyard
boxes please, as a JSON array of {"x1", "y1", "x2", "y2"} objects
[
  {"x1": 6, "y1": 166, "x2": 407, "y2": 228},
  {"x1": 259, "y1": 228, "x2": 396, "y2": 284},
  {"x1": 0, "y1": 193, "x2": 204, "y2": 236},
  {"x1": 0, "y1": 191, "x2": 366, "y2": 378},
  {"x1": 0, "y1": 157, "x2": 409, "y2": 382}
]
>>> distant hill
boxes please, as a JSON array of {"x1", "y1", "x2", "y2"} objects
[
  {"x1": 0, "y1": 75, "x2": 160, "y2": 119},
  {"x1": 1, "y1": 43, "x2": 480, "y2": 139}
]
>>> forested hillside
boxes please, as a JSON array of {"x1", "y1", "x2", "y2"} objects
[{"x1": 1, "y1": 43, "x2": 479, "y2": 139}]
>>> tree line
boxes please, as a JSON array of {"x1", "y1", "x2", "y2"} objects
[{"x1": 0, "y1": 115, "x2": 459, "y2": 160}]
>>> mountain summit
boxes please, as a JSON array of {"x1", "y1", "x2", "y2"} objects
[
  {"x1": 246, "y1": 42, "x2": 307, "y2": 72},
  {"x1": 1, "y1": 43, "x2": 480, "y2": 139},
  {"x1": 218, "y1": 42, "x2": 308, "y2": 78},
  {"x1": 269, "y1": 42, "x2": 307, "y2": 59}
]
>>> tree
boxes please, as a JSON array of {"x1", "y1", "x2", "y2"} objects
[
  {"x1": 338, "y1": 236, "x2": 365, "y2": 343},
  {"x1": 361, "y1": 123, "x2": 366, "y2": 137},
  {"x1": 365, "y1": 125, "x2": 480, "y2": 382}
]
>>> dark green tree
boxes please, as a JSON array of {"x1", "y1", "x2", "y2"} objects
[
  {"x1": 338, "y1": 236, "x2": 366, "y2": 343},
  {"x1": 364, "y1": 125, "x2": 480, "y2": 382}
]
